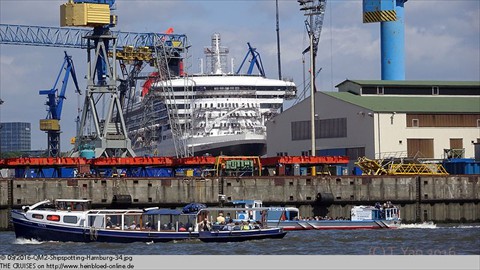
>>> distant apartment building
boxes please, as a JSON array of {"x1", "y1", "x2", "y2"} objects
[{"x1": 0, "y1": 122, "x2": 31, "y2": 152}]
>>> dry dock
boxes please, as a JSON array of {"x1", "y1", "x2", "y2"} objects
[{"x1": 1, "y1": 175, "x2": 479, "y2": 229}]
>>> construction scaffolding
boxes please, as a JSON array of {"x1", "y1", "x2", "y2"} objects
[{"x1": 355, "y1": 156, "x2": 449, "y2": 176}]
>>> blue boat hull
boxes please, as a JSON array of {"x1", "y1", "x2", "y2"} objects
[
  {"x1": 11, "y1": 211, "x2": 198, "y2": 243},
  {"x1": 198, "y1": 228, "x2": 286, "y2": 243}
]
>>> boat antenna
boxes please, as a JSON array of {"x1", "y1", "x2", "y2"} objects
[{"x1": 275, "y1": 0, "x2": 282, "y2": 80}]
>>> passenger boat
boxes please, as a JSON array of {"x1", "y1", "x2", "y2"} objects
[
  {"x1": 232, "y1": 200, "x2": 402, "y2": 230},
  {"x1": 11, "y1": 199, "x2": 200, "y2": 243},
  {"x1": 195, "y1": 207, "x2": 287, "y2": 242}
]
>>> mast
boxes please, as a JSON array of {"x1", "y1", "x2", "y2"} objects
[{"x1": 275, "y1": 0, "x2": 282, "y2": 80}]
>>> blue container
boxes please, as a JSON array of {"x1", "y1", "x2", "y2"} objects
[
  {"x1": 151, "y1": 168, "x2": 173, "y2": 177},
  {"x1": 60, "y1": 168, "x2": 75, "y2": 178},
  {"x1": 443, "y1": 159, "x2": 480, "y2": 175},
  {"x1": 353, "y1": 167, "x2": 363, "y2": 176}
]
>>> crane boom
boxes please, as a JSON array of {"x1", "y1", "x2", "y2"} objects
[
  {"x1": 0, "y1": 24, "x2": 187, "y2": 52},
  {"x1": 39, "y1": 51, "x2": 81, "y2": 157},
  {"x1": 236, "y1": 42, "x2": 266, "y2": 77}
]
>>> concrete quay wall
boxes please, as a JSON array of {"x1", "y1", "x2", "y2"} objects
[{"x1": 0, "y1": 175, "x2": 479, "y2": 229}]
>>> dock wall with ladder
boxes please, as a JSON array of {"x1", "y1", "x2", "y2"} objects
[{"x1": 1, "y1": 175, "x2": 479, "y2": 229}]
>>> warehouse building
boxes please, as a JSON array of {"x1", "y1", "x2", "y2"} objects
[{"x1": 266, "y1": 80, "x2": 480, "y2": 168}]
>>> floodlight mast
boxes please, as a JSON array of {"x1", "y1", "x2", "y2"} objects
[{"x1": 298, "y1": 0, "x2": 326, "y2": 157}]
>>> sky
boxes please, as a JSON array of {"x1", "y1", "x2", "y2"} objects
[{"x1": 0, "y1": 0, "x2": 479, "y2": 152}]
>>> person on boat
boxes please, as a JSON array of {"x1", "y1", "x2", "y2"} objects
[
  {"x1": 145, "y1": 221, "x2": 153, "y2": 230},
  {"x1": 216, "y1": 212, "x2": 225, "y2": 224},
  {"x1": 106, "y1": 217, "x2": 113, "y2": 228},
  {"x1": 222, "y1": 222, "x2": 234, "y2": 231},
  {"x1": 233, "y1": 222, "x2": 241, "y2": 230},
  {"x1": 225, "y1": 212, "x2": 232, "y2": 223},
  {"x1": 201, "y1": 218, "x2": 211, "y2": 231},
  {"x1": 241, "y1": 221, "x2": 250, "y2": 230},
  {"x1": 185, "y1": 221, "x2": 193, "y2": 231},
  {"x1": 129, "y1": 221, "x2": 137, "y2": 230}
]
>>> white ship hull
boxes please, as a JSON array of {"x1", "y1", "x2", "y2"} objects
[{"x1": 134, "y1": 133, "x2": 266, "y2": 157}]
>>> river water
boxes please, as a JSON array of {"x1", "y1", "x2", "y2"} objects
[{"x1": 1, "y1": 223, "x2": 478, "y2": 256}]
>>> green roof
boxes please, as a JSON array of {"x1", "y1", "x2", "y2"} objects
[
  {"x1": 336, "y1": 80, "x2": 480, "y2": 87},
  {"x1": 324, "y1": 92, "x2": 480, "y2": 113}
]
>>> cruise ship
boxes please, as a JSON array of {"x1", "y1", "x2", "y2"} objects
[{"x1": 125, "y1": 33, "x2": 296, "y2": 157}]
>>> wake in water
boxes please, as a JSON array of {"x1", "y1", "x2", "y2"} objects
[
  {"x1": 450, "y1": 224, "x2": 480, "y2": 229},
  {"x1": 399, "y1": 222, "x2": 437, "y2": 229},
  {"x1": 14, "y1": 238, "x2": 44, "y2": 245}
]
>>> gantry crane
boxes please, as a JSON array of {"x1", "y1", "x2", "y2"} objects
[
  {"x1": 0, "y1": 23, "x2": 189, "y2": 158},
  {"x1": 1, "y1": 0, "x2": 190, "y2": 158},
  {"x1": 59, "y1": 0, "x2": 137, "y2": 158},
  {"x1": 39, "y1": 51, "x2": 81, "y2": 157}
]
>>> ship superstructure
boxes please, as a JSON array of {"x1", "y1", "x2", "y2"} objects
[{"x1": 126, "y1": 33, "x2": 296, "y2": 157}]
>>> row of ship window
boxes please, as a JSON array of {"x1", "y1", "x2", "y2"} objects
[
  {"x1": 195, "y1": 131, "x2": 244, "y2": 136},
  {"x1": 32, "y1": 213, "x2": 78, "y2": 224},
  {"x1": 195, "y1": 102, "x2": 258, "y2": 109},
  {"x1": 171, "y1": 86, "x2": 294, "y2": 91},
  {"x1": 163, "y1": 94, "x2": 285, "y2": 100},
  {"x1": 197, "y1": 122, "x2": 257, "y2": 128}
]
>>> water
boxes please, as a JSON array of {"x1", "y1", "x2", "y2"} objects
[{"x1": 1, "y1": 223, "x2": 479, "y2": 255}]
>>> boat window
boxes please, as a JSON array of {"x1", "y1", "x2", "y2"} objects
[
  {"x1": 63, "y1": 215, "x2": 78, "y2": 224},
  {"x1": 32, "y1": 214, "x2": 44, "y2": 219},
  {"x1": 47, "y1": 215, "x2": 61, "y2": 222},
  {"x1": 88, "y1": 215, "x2": 105, "y2": 228}
]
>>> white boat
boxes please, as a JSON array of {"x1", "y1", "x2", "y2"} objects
[
  {"x1": 232, "y1": 200, "x2": 402, "y2": 230},
  {"x1": 125, "y1": 33, "x2": 296, "y2": 157}
]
